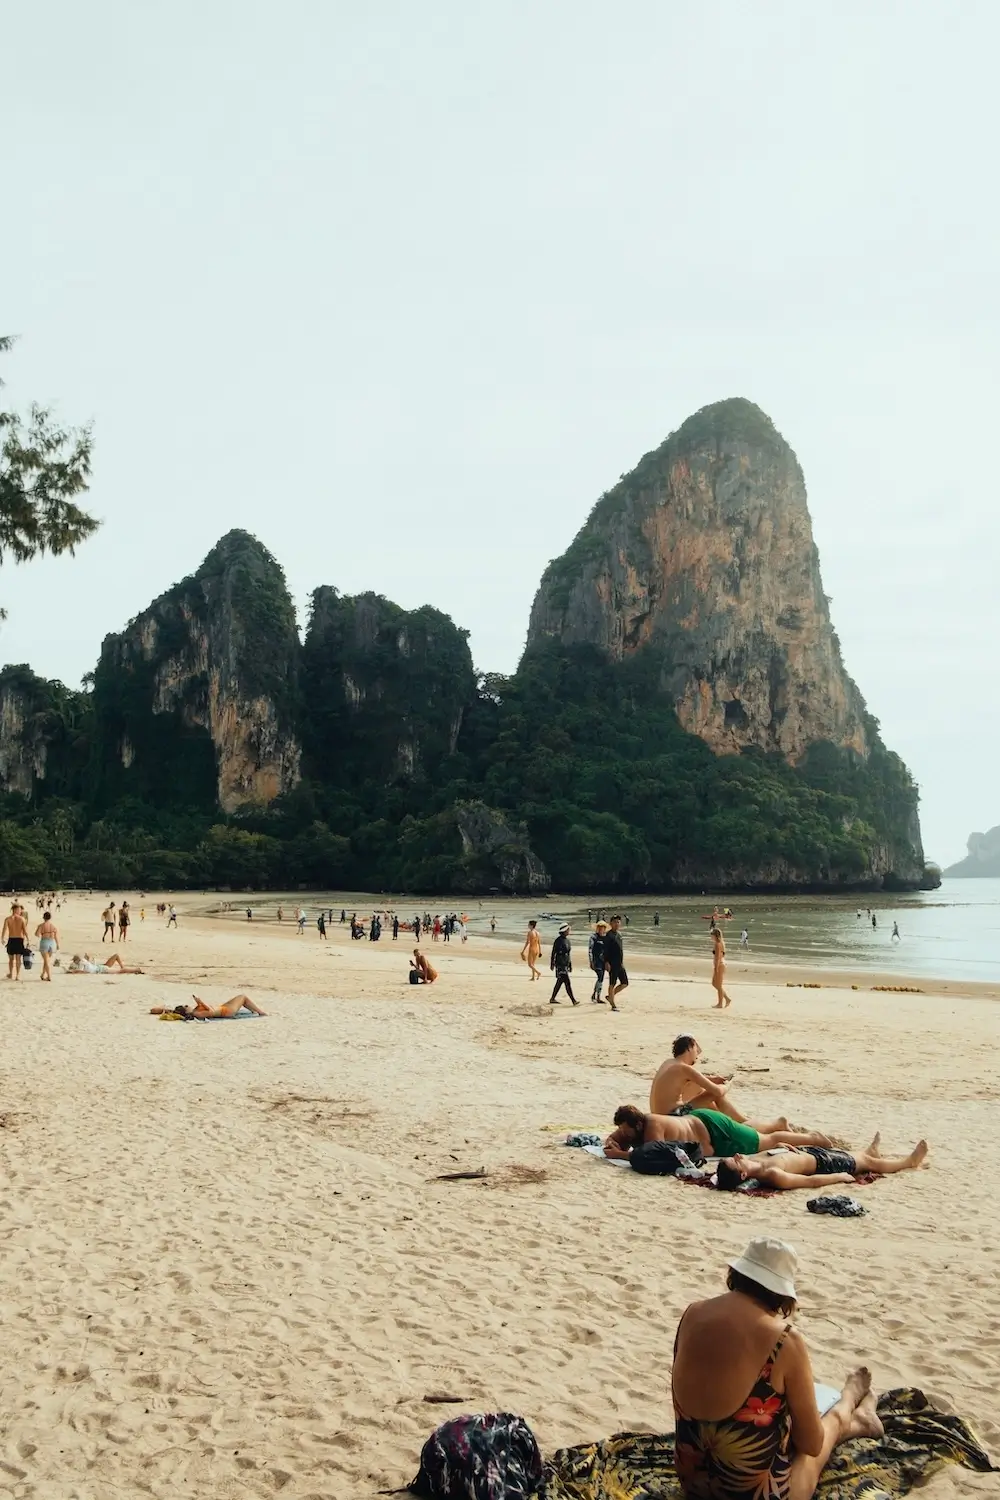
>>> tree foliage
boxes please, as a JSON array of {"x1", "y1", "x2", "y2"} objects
[{"x1": 0, "y1": 339, "x2": 99, "y2": 594}]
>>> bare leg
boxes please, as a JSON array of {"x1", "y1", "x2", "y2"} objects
[
  {"x1": 219, "y1": 994, "x2": 267, "y2": 1016},
  {"x1": 104, "y1": 954, "x2": 124, "y2": 970},
  {"x1": 853, "y1": 1140, "x2": 928, "y2": 1175},
  {"x1": 788, "y1": 1369, "x2": 883, "y2": 1500},
  {"x1": 757, "y1": 1128, "x2": 834, "y2": 1149}
]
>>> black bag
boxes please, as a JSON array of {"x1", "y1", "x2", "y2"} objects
[
  {"x1": 410, "y1": 1411, "x2": 543, "y2": 1499},
  {"x1": 629, "y1": 1140, "x2": 703, "y2": 1175},
  {"x1": 408, "y1": 968, "x2": 421, "y2": 984}
]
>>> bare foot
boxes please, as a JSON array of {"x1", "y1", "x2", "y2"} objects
[
  {"x1": 840, "y1": 1366, "x2": 872, "y2": 1411},
  {"x1": 847, "y1": 1389, "x2": 884, "y2": 1440},
  {"x1": 908, "y1": 1139, "x2": 929, "y2": 1169},
  {"x1": 866, "y1": 1131, "x2": 882, "y2": 1156}
]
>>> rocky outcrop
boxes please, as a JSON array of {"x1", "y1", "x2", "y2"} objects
[
  {"x1": 93, "y1": 531, "x2": 301, "y2": 812},
  {"x1": 528, "y1": 398, "x2": 869, "y2": 763},
  {"x1": 454, "y1": 801, "x2": 549, "y2": 893},
  {"x1": 0, "y1": 669, "x2": 50, "y2": 795},
  {"x1": 301, "y1": 587, "x2": 476, "y2": 787},
  {"x1": 944, "y1": 827, "x2": 1000, "y2": 878}
]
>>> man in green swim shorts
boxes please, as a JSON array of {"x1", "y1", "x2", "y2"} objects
[{"x1": 604, "y1": 1104, "x2": 832, "y2": 1161}]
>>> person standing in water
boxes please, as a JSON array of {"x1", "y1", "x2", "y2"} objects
[
  {"x1": 740, "y1": 927, "x2": 750, "y2": 949},
  {"x1": 520, "y1": 919, "x2": 542, "y2": 981},
  {"x1": 712, "y1": 925, "x2": 732, "y2": 1008},
  {"x1": 872, "y1": 913, "x2": 877, "y2": 930},
  {"x1": 891, "y1": 921, "x2": 900, "y2": 941}
]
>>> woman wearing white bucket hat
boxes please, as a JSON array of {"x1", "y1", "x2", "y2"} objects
[{"x1": 671, "y1": 1237, "x2": 883, "y2": 1500}]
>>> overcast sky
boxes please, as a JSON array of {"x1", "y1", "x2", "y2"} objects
[{"x1": 2, "y1": 2, "x2": 996, "y2": 866}]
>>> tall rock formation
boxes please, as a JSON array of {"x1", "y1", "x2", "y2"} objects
[
  {"x1": 944, "y1": 827, "x2": 1000, "y2": 877},
  {"x1": 528, "y1": 398, "x2": 868, "y2": 763},
  {"x1": 0, "y1": 666, "x2": 89, "y2": 800},
  {"x1": 301, "y1": 588, "x2": 477, "y2": 788},
  {"x1": 92, "y1": 530, "x2": 301, "y2": 812}
]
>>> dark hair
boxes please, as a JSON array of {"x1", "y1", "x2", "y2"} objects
[
  {"x1": 715, "y1": 1159, "x2": 743, "y2": 1192},
  {"x1": 727, "y1": 1267, "x2": 796, "y2": 1317},
  {"x1": 672, "y1": 1034, "x2": 697, "y2": 1058},
  {"x1": 613, "y1": 1104, "x2": 646, "y2": 1132},
  {"x1": 43, "y1": 910, "x2": 51, "y2": 921}
]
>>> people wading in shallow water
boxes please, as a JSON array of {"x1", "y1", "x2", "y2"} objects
[
  {"x1": 520, "y1": 919, "x2": 542, "y2": 981},
  {"x1": 712, "y1": 925, "x2": 732, "y2": 1008}
]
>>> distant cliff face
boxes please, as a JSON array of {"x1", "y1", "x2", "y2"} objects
[
  {"x1": 301, "y1": 587, "x2": 476, "y2": 787},
  {"x1": 93, "y1": 531, "x2": 301, "y2": 812},
  {"x1": 944, "y1": 826, "x2": 1000, "y2": 878},
  {"x1": 528, "y1": 399, "x2": 868, "y2": 764}
]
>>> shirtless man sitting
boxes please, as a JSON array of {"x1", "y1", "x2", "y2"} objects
[
  {"x1": 605, "y1": 1104, "x2": 832, "y2": 1162},
  {"x1": 650, "y1": 1034, "x2": 787, "y2": 1132},
  {"x1": 149, "y1": 994, "x2": 266, "y2": 1018},
  {"x1": 69, "y1": 952, "x2": 144, "y2": 974},
  {"x1": 715, "y1": 1132, "x2": 929, "y2": 1191}
]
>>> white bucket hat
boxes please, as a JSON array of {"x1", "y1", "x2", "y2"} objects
[{"x1": 729, "y1": 1237, "x2": 798, "y2": 1300}]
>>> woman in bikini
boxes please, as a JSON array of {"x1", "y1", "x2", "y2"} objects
[
  {"x1": 149, "y1": 994, "x2": 267, "y2": 1018},
  {"x1": 671, "y1": 1238, "x2": 882, "y2": 1500},
  {"x1": 34, "y1": 910, "x2": 60, "y2": 981},
  {"x1": 711, "y1": 925, "x2": 732, "y2": 1009}
]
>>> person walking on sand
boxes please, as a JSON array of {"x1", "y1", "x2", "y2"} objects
[
  {"x1": 520, "y1": 919, "x2": 542, "y2": 980},
  {"x1": 317, "y1": 911, "x2": 327, "y2": 939},
  {"x1": 119, "y1": 901, "x2": 130, "y2": 941},
  {"x1": 167, "y1": 904, "x2": 178, "y2": 927},
  {"x1": 603, "y1": 915, "x2": 628, "y2": 1011},
  {"x1": 549, "y1": 923, "x2": 578, "y2": 1005},
  {"x1": 101, "y1": 904, "x2": 115, "y2": 943},
  {"x1": 35, "y1": 910, "x2": 60, "y2": 982},
  {"x1": 589, "y1": 920, "x2": 607, "y2": 1002},
  {"x1": 711, "y1": 925, "x2": 732, "y2": 1008},
  {"x1": 671, "y1": 1238, "x2": 884, "y2": 1500},
  {"x1": 3, "y1": 903, "x2": 30, "y2": 980}
]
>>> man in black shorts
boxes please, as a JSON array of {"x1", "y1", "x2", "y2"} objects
[
  {"x1": 603, "y1": 915, "x2": 628, "y2": 1012},
  {"x1": 714, "y1": 1132, "x2": 928, "y2": 1192}
]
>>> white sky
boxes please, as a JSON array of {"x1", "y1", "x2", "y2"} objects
[{"x1": 2, "y1": 1, "x2": 996, "y2": 867}]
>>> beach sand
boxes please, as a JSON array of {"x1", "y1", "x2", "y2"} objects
[{"x1": 1, "y1": 896, "x2": 996, "y2": 1497}]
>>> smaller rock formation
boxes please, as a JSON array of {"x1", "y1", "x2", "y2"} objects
[
  {"x1": 302, "y1": 587, "x2": 476, "y2": 788},
  {"x1": 0, "y1": 665, "x2": 88, "y2": 801},
  {"x1": 944, "y1": 827, "x2": 1000, "y2": 878},
  {"x1": 454, "y1": 801, "x2": 549, "y2": 892},
  {"x1": 93, "y1": 531, "x2": 301, "y2": 812}
]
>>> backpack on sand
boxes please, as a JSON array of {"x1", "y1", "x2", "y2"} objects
[
  {"x1": 629, "y1": 1140, "x2": 703, "y2": 1175},
  {"x1": 409, "y1": 1412, "x2": 543, "y2": 1500}
]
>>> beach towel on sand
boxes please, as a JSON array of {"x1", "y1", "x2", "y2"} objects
[{"x1": 532, "y1": 1388, "x2": 992, "y2": 1500}]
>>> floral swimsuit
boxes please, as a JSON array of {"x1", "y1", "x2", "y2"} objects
[{"x1": 673, "y1": 1323, "x2": 792, "y2": 1500}]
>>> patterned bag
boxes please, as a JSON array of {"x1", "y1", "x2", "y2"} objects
[{"x1": 410, "y1": 1411, "x2": 543, "y2": 1499}]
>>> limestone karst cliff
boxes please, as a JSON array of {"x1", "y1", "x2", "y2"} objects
[
  {"x1": 301, "y1": 587, "x2": 477, "y2": 790},
  {"x1": 944, "y1": 827, "x2": 1000, "y2": 877},
  {"x1": 529, "y1": 398, "x2": 868, "y2": 763},
  {"x1": 92, "y1": 530, "x2": 301, "y2": 813}
]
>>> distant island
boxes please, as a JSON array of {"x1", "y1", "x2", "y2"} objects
[
  {"x1": 944, "y1": 828, "x2": 1000, "y2": 878},
  {"x1": 0, "y1": 398, "x2": 937, "y2": 894}
]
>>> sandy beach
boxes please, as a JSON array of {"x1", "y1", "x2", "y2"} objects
[{"x1": 1, "y1": 895, "x2": 997, "y2": 1498}]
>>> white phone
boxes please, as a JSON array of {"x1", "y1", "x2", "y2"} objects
[{"x1": 814, "y1": 1382, "x2": 842, "y2": 1415}]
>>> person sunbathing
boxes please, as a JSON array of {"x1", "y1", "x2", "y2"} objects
[
  {"x1": 69, "y1": 952, "x2": 144, "y2": 974},
  {"x1": 149, "y1": 994, "x2": 266, "y2": 1018},
  {"x1": 605, "y1": 1105, "x2": 832, "y2": 1162},
  {"x1": 715, "y1": 1133, "x2": 928, "y2": 1191},
  {"x1": 650, "y1": 1034, "x2": 787, "y2": 1131},
  {"x1": 672, "y1": 1237, "x2": 883, "y2": 1500}
]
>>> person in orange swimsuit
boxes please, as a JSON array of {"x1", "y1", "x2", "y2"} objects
[
  {"x1": 671, "y1": 1238, "x2": 882, "y2": 1500},
  {"x1": 520, "y1": 920, "x2": 542, "y2": 980}
]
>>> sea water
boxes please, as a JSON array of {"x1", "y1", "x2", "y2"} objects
[{"x1": 212, "y1": 879, "x2": 1000, "y2": 985}]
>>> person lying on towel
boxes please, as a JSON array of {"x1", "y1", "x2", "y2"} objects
[
  {"x1": 714, "y1": 1133, "x2": 928, "y2": 1191},
  {"x1": 150, "y1": 994, "x2": 267, "y2": 1019},
  {"x1": 604, "y1": 1105, "x2": 831, "y2": 1162}
]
